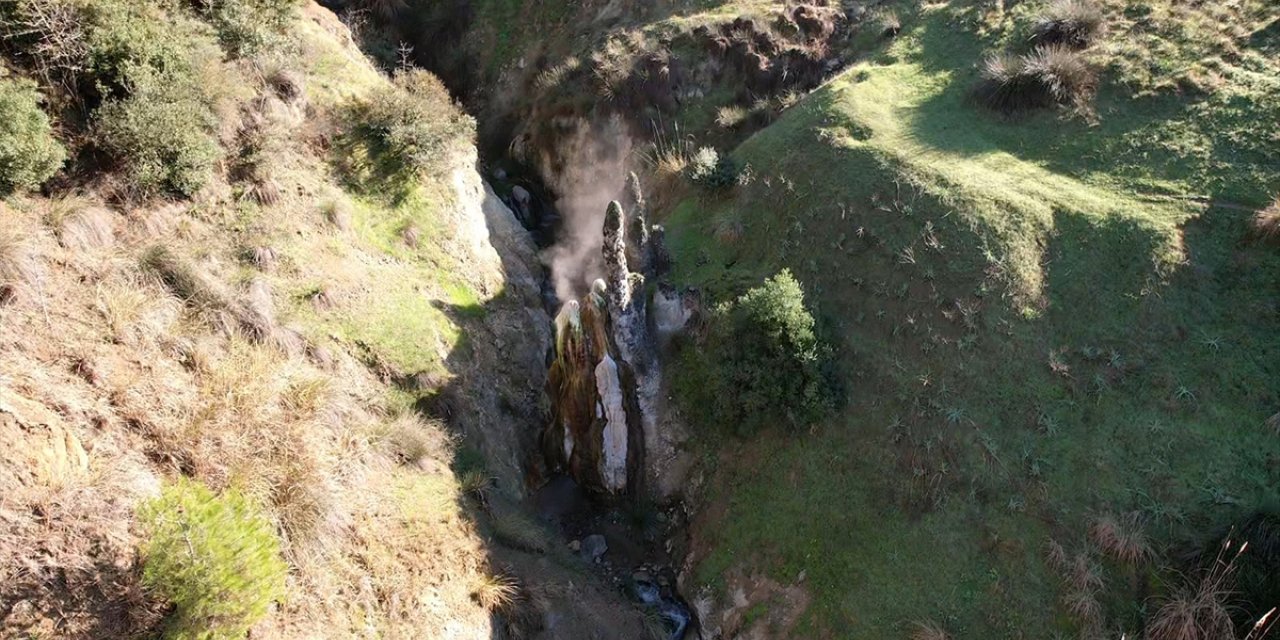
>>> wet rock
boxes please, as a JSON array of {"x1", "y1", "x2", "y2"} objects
[
  {"x1": 581, "y1": 534, "x2": 608, "y2": 561},
  {"x1": 652, "y1": 284, "x2": 692, "y2": 342},
  {"x1": 511, "y1": 185, "x2": 533, "y2": 225}
]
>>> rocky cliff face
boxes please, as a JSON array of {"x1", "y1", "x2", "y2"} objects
[{"x1": 440, "y1": 149, "x2": 553, "y2": 498}]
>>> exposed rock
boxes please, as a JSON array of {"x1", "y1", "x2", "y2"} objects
[
  {"x1": 511, "y1": 185, "x2": 533, "y2": 225},
  {"x1": 438, "y1": 150, "x2": 553, "y2": 499},
  {"x1": 624, "y1": 172, "x2": 651, "y2": 275},
  {"x1": 594, "y1": 353, "x2": 629, "y2": 493},
  {"x1": 581, "y1": 534, "x2": 608, "y2": 562},
  {"x1": 652, "y1": 283, "x2": 693, "y2": 342}
]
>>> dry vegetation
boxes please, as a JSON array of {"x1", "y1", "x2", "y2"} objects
[
  {"x1": 909, "y1": 620, "x2": 952, "y2": 640},
  {"x1": 1253, "y1": 198, "x2": 1280, "y2": 245},
  {"x1": 0, "y1": 3, "x2": 507, "y2": 637},
  {"x1": 1089, "y1": 512, "x2": 1152, "y2": 565},
  {"x1": 1145, "y1": 541, "x2": 1244, "y2": 640}
]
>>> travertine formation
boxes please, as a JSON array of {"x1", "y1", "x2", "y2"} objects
[{"x1": 548, "y1": 196, "x2": 673, "y2": 494}]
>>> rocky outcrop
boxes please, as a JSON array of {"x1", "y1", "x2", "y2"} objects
[
  {"x1": 594, "y1": 354, "x2": 628, "y2": 493},
  {"x1": 441, "y1": 149, "x2": 553, "y2": 498}
]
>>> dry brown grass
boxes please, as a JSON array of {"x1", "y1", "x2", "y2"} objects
[
  {"x1": 1090, "y1": 512, "x2": 1153, "y2": 564},
  {"x1": 0, "y1": 12, "x2": 504, "y2": 638},
  {"x1": 1252, "y1": 199, "x2": 1280, "y2": 244},
  {"x1": 713, "y1": 215, "x2": 745, "y2": 245},
  {"x1": 909, "y1": 620, "x2": 952, "y2": 640},
  {"x1": 471, "y1": 572, "x2": 520, "y2": 612},
  {"x1": 1067, "y1": 551, "x2": 1104, "y2": 592},
  {"x1": 1147, "y1": 541, "x2": 1244, "y2": 640},
  {"x1": 371, "y1": 411, "x2": 452, "y2": 468},
  {"x1": 322, "y1": 196, "x2": 354, "y2": 232},
  {"x1": 1046, "y1": 538, "x2": 1069, "y2": 570},
  {"x1": 0, "y1": 221, "x2": 45, "y2": 306}
]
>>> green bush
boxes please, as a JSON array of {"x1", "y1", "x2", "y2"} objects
[
  {"x1": 346, "y1": 68, "x2": 475, "y2": 188},
  {"x1": 191, "y1": 0, "x2": 301, "y2": 56},
  {"x1": 0, "y1": 76, "x2": 66, "y2": 194},
  {"x1": 695, "y1": 270, "x2": 834, "y2": 436},
  {"x1": 138, "y1": 477, "x2": 286, "y2": 640},
  {"x1": 688, "y1": 146, "x2": 742, "y2": 191},
  {"x1": 81, "y1": 0, "x2": 202, "y2": 99},
  {"x1": 94, "y1": 67, "x2": 219, "y2": 196}
]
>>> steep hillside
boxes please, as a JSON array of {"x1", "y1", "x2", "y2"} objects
[
  {"x1": 665, "y1": 1, "x2": 1280, "y2": 637},
  {"x1": 350, "y1": 0, "x2": 1278, "y2": 637},
  {"x1": 0, "y1": 2, "x2": 651, "y2": 638}
]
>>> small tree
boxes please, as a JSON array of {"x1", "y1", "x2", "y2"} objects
[
  {"x1": 138, "y1": 478, "x2": 286, "y2": 640},
  {"x1": 705, "y1": 270, "x2": 834, "y2": 436},
  {"x1": 0, "y1": 75, "x2": 66, "y2": 195}
]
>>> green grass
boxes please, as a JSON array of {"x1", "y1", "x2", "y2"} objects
[{"x1": 669, "y1": 2, "x2": 1280, "y2": 637}]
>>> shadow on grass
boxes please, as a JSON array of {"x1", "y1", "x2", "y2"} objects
[{"x1": 895, "y1": 5, "x2": 1279, "y2": 206}]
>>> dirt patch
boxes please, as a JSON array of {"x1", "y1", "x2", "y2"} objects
[{"x1": 697, "y1": 566, "x2": 813, "y2": 640}]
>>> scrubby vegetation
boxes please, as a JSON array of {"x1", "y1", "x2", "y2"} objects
[
  {"x1": 682, "y1": 270, "x2": 833, "y2": 437},
  {"x1": 138, "y1": 479, "x2": 286, "y2": 640},
  {"x1": 192, "y1": 0, "x2": 301, "y2": 56},
  {"x1": 687, "y1": 146, "x2": 744, "y2": 192},
  {"x1": 94, "y1": 72, "x2": 220, "y2": 196},
  {"x1": 344, "y1": 68, "x2": 475, "y2": 189},
  {"x1": 0, "y1": 74, "x2": 64, "y2": 194}
]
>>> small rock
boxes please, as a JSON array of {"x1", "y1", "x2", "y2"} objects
[
  {"x1": 581, "y1": 534, "x2": 607, "y2": 561},
  {"x1": 493, "y1": 168, "x2": 508, "y2": 181},
  {"x1": 568, "y1": 539, "x2": 581, "y2": 552}
]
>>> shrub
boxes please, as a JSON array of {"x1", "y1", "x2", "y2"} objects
[
  {"x1": 191, "y1": 0, "x2": 301, "y2": 57},
  {"x1": 81, "y1": 0, "x2": 201, "y2": 100},
  {"x1": 138, "y1": 478, "x2": 286, "y2": 640},
  {"x1": 0, "y1": 75, "x2": 65, "y2": 194},
  {"x1": 687, "y1": 146, "x2": 742, "y2": 191},
  {"x1": 346, "y1": 68, "x2": 475, "y2": 187},
  {"x1": 701, "y1": 270, "x2": 834, "y2": 436},
  {"x1": 94, "y1": 68, "x2": 219, "y2": 196},
  {"x1": 1030, "y1": 0, "x2": 1105, "y2": 49},
  {"x1": 977, "y1": 45, "x2": 1095, "y2": 114}
]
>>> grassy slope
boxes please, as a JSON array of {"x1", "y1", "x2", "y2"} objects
[
  {"x1": 669, "y1": 1, "x2": 1280, "y2": 637},
  {"x1": 0, "y1": 4, "x2": 510, "y2": 636}
]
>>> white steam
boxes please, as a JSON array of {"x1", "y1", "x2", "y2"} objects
[{"x1": 540, "y1": 116, "x2": 634, "y2": 302}]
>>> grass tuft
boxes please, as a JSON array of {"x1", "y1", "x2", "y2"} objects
[
  {"x1": 977, "y1": 45, "x2": 1095, "y2": 114},
  {"x1": 0, "y1": 223, "x2": 43, "y2": 306},
  {"x1": 909, "y1": 620, "x2": 952, "y2": 640},
  {"x1": 1030, "y1": 0, "x2": 1105, "y2": 49},
  {"x1": 470, "y1": 572, "x2": 519, "y2": 612},
  {"x1": 1251, "y1": 199, "x2": 1280, "y2": 245},
  {"x1": 1089, "y1": 512, "x2": 1152, "y2": 565}
]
